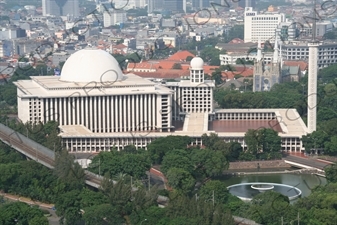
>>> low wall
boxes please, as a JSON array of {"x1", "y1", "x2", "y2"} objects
[{"x1": 228, "y1": 160, "x2": 290, "y2": 170}]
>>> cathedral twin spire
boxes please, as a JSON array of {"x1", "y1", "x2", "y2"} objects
[{"x1": 255, "y1": 37, "x2": 280, "y2": 64}]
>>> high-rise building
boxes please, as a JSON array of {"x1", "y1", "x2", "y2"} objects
[
  {"x1": 192, "y1": 0, "x2": 210, "y2": 9},
  {"x1": 238, "y1": 0, "x2": 256, "y2": 8},
  {"x1": 163, "y1": 0, "x2": 184, "y2": 12},
  {"x1": 244, "y1": 7, "x2": 285, "y2": 43},
  {"x1": 134, "y1": 0, "x2": 146, "y2": 8},
  {"x1": 103, "y1": 9, "x2": 127, "y2": 27},
  {"x1": 42, "y1": 0, "x2": 80, "y2": 18},
  {"x1": 148, "y1": 0, "x2": 154, "y2": 13}
]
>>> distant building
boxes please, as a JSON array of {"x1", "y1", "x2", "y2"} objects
[
  {"x1": 164, "y1": 0, "x2": 185, "y2": 12},
  {"x1": 280, "y1": 41, "x2": 337, "y2": 69},
  {"x1": 191, "y1": 0, "x2": 210, "y2": 9},
  {"x1": 42, "y1": 0, "x2": 79, "y2": 18},
  {"x1": 275, "y1": 21, "x2": 298, "y2": 42},
  {"x1": 103, "y1": 9, "x2": 127, "y2": 27},
  {"x1": 244, "y1": 7, "x2": 285, "y2": 43},
  {"x1": 0, "y1": 40, "x2": 12, "y2": 57}
]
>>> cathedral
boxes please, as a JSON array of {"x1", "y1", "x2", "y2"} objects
[
  {"x1": 253, "y1": 39, "x2": 302, "y2": 92},
  {"x1": 253, "y1": 39, "x2": 282, "y2": 92}
]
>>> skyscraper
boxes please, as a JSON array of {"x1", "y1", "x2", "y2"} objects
[
  {"x1": 163, "y1": 0, "x2": 185, "y2": 12},
  {"x1": 42, "y1": 0, "x2": 80, "y2": 18},
  {"x1": 192, "y1": 0, "x2": 210, "y2": 9}
]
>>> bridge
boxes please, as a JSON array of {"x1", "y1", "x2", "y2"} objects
[
  {"x1": 0, "y1": 123, "x2": 105, "y2": 189},
  {"x1": 283, "y1": 154, "x2": 333, "y2": 172}
]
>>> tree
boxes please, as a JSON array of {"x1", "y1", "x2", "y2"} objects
[
  {"x1": 89, "y1": 150, "x2": 151, "y2": 179},
  {"x1": 244, "y1": 128, "x2": 282, "y2": 159},
  {"x1": 172, "y1": 63, "x2": 182, "y2": 69},
  {"x1": 211, "y1": 69, "x2": 223, "y2": 85},
  {"x1": 161, "y1": 150, "x2": 194, "y2": 174},
  {"x1": 186, "y1": 56, "x2": 193, "y2": 61},
  {"x1": 147, "y1": 136, "x2": 192, "y2": 164},
  {"x1": 0, "y1": 202, "x2": 48, "y2": 225},
  {"x1": 325, "y1": 136, "x2": 337, "y2": 155},
  {"x1": 244, "y1": 129, "x2": 260, "y2": 155},
  {"x1": 54, "y1": 150, "x2": 85, "y2": 190},
  {"x1": 166, "y1": 168, "x2": 195, "y2": 194},
  {"x1": 198, "y1": 180, "x2": 230, "y2": 204},
  {"x1": 200, "y1": 47, "x2": 226, "y2": 66},
  {"x1": 246, "y1": 191, "x2": 296, "y2": 225},
  {"x1": 223, "y1": 25, "x2": 244, "y2": 42},
  {"x1": 190, "y1": 149, "x2": 228, "y2": 178},
  {"x1": 325, "y1": 164, "x2": 337, "y2": 183},
  {"x1": 82, "y1": 204, "x2": 124, "y2": 225},
  {"x1": 55, "y1": 190, "x2": 83, "y2": 225},
  {"x1": 302, "y1": 130, "x2": 329, "y2": 153}
]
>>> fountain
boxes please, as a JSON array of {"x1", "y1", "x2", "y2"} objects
[
  {"x1": 227, "y1": 182, "x2": 302, "y2": 201},
  {"x1": 251, "y1": 183, "x2": 274, "y2": 192}
]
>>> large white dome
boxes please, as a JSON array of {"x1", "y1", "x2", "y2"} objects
[
  {"x1": 60, "y1": 49, "x2": 124, "y2": 83},
  {"x1": 190, "y1": 57, "x2": 204, "y2": 70}
]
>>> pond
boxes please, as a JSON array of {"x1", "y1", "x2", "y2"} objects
[{"x1": 219, "y1": 172, "x2": 327, "y2": 201}]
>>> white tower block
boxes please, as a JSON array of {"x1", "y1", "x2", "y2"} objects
[{"x1": 307, "y1": 42, "x2": 319, "y2": 133}]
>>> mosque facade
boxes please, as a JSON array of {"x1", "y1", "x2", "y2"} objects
[{"x1": 15, "y1": 49, "x2": 309, "y2": 153}]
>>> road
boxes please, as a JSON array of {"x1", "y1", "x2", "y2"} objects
[{"x1": 284, "y1": 154, "x2": 333, "y2": 170}]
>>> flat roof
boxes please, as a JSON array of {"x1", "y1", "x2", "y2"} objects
[
  {"x1": 209, "y1": 120, "x2": 282, "y2": 133},
  {"x1": 59, "y1": 109, "x2": 308, "y2": 138},
  {"x1": 14, "y1": 73, "x2": 173, "y2": 97}
]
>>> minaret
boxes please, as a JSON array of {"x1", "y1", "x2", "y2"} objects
[
  {"x1": 307, "y1": 0, "x2": 319, "y2": 133},
  {"x1": 189, "y1": 57, "x2": 204, "y2": 83}
]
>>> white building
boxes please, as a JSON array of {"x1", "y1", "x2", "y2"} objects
[
  {"x1": 280, "y1": 41, "x2": 337, "y2": 69},
  {"x1": 220, "y1": 52, "x2": 274, "y2": 65},
  {"x1": 244, "y1": 7, "x2": 285, "y2": 43},
  {"x1": 103, "y1": 9, "x2": 127, "y2": 27},
  {"x1": 15, "y1": 49, "x2": 309, "y2": 153}
]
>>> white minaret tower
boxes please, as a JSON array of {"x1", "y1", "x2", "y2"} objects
[
  {"x1": 307, "y1": 1, "x2": 320, "y2": 133},
  {"x1": 189, "y1": 57, "x2": 204, "y2": 83}
]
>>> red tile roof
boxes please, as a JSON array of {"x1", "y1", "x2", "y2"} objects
[
  {"x1": 283, "y1": 61, "x2": 308, "y2": 71},
  {"x1": 229, "y1": 38, "x2": 245, "y2": 44},
  {"x1": 167, "y1": 50, "x2": 195, "y2": 61},
  {"x1": 132, "y1": 69, "x2": 190, "y2": 79}
]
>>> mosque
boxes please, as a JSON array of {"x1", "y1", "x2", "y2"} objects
[{"x1": 14, "y1": 48, "x2": 309, "y2": 153}]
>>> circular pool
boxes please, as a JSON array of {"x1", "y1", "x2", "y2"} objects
[{"x1": 227, "y1": 182, "x2": 302, "y2": 201}]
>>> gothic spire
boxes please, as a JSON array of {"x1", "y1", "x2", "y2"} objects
[
  {"x1": 256, "y1": 37, "x2": 262, "y2": 62},
  {"x1": 273, "y1": 37, "x2": 279, "y2": 64}
]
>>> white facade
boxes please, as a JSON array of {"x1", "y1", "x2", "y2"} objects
[
  {"x1": 15, "y1": 49, "x2": 309, "y2": 153},
  {"x1": 244, "y1": 7, "x2": 285, "y2": 43},
  {"x1": 103, "y1": 9, "x2": 127, "y2": 27},
  {"x1": 307, "y1": 42, "x2": 319, "y2": 133},
  {"x1": 280, "y1": 41, "x2": 337, "y2": 69},
  {"x1": 220, "y1": 52, "x2": 274, "y2": 65}
]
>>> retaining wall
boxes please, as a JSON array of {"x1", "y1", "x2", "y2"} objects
[{"x1": 228, "y1": 160, "x2": 290, "y2": 170}]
